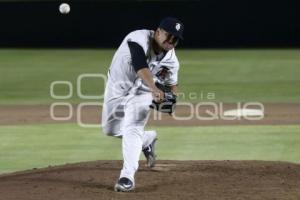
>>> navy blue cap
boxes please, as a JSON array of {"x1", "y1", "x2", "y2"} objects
[{"x1": 159, "y1": 17, "x2": 184, "y2": 40}]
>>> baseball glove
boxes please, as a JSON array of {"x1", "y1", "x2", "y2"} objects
[{"x1": 150, "y1": 82, "x2": 177, "y2": 114}]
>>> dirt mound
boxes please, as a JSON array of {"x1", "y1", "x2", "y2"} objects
[{"x1": 0, "y1": 160, "x2": 299, "y2": 200}]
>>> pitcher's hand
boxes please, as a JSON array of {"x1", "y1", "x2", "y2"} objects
[{"x1": 151, "y1": 86, "x2": 164, "y2": 103}]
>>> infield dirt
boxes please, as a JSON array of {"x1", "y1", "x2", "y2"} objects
[
  {"x1": 0, "y1": 103, "x2": 299, "y2": 126},
  {"x1": 0, "y1": 160, "x2": 300, "y2": 200}
]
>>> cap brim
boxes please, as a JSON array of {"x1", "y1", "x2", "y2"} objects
[
  {"x1": 173, "y1": 33, "x2": 184, "y2": 40},
  {"x1": 167, "y1": 30, "x2": 183, "y2": 40},
  {"x1": 159, "y1": 27, "x2": 184, "y2": 40}
]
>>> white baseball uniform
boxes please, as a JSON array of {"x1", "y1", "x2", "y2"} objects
[{"x1": 102, "y1": 29, "x2": 179, "y2": 184}]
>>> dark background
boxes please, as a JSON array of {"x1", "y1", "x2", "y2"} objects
[{"x1": 1, "y1": 0, "x2": 300, "y2": 48}]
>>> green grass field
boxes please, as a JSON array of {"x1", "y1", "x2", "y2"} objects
[
  {"x1": 0, "y1": 49, "x2": 299, "y2": 104},
  {"x1": 0, "y1": 49, "x2": 299, "y2": 174},
  {"x1": 0, "y1": 124, "x2": 299, "y2": 173}
]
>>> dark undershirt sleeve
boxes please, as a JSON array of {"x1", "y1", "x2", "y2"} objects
[{"x1": 127, "y1": 41, "x2": 148, "y2": 73}]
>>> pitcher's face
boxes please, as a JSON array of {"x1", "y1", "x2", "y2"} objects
[{"x1": 154, "y1": 28, "x2": 178, "y2": 51}]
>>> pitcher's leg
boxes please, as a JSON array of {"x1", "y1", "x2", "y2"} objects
[
  {"x1": 120, "y1": 126, "x2": 144, "y2": 183},
  {"x1": 142, "y1": 130, "x2": 157, "y2": 168},
  {"x1": 118, "y1": 93, "x2": 152, "y2": 184},
  {"x1": 142, "y1": 130, "x2": 157, "y2": 149},
  {"x1": 102, "y1": 98, "x2": 125, "y2": 137}
]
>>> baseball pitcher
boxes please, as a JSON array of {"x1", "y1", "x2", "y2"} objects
[{"x1": 102, "y1": 17, "x2": 184, "y2": 192}]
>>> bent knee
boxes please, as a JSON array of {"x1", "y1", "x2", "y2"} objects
[
  {"x1": 102, "y1": 125, "x2": 121, "y2": 137},
  {"x1": 102, "y1": 125, "x2": 112, "y2": 136}
]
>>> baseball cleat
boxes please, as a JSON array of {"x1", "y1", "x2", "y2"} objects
[
  {"x1": 142, "y1": 138, "x2": 157, "y2": 168},
  {"x1": 114, "y1": 177, "x2": 135, "y2": 192}
]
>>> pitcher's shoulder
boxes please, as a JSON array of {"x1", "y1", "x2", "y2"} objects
[
  {"x1": 126, "y1": 29, "x2": 153, "y2": 38},
  {"x1": 124, "y1": 29, "x2": 153, "y2": 53}
]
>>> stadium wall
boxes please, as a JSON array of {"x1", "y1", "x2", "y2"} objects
[{"x1": 0, "y1": 0, "x2": 299, "y2": 48}]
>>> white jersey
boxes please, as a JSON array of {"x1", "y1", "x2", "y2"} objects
[
  {"x1": 103, "y1": 29, "x2": 181, "y2": 184},
  {"x1": 107, "y1": 29, "x2": 180, "y2": 96}
]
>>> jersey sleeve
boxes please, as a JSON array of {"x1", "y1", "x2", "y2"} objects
[{"x1": 127, "y1": 41, "x2": 148, "y2": 72}]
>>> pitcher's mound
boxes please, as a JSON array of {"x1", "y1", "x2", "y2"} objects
[{"x1": 0, "y1": 160, "x2": 300, "y2": 200}]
